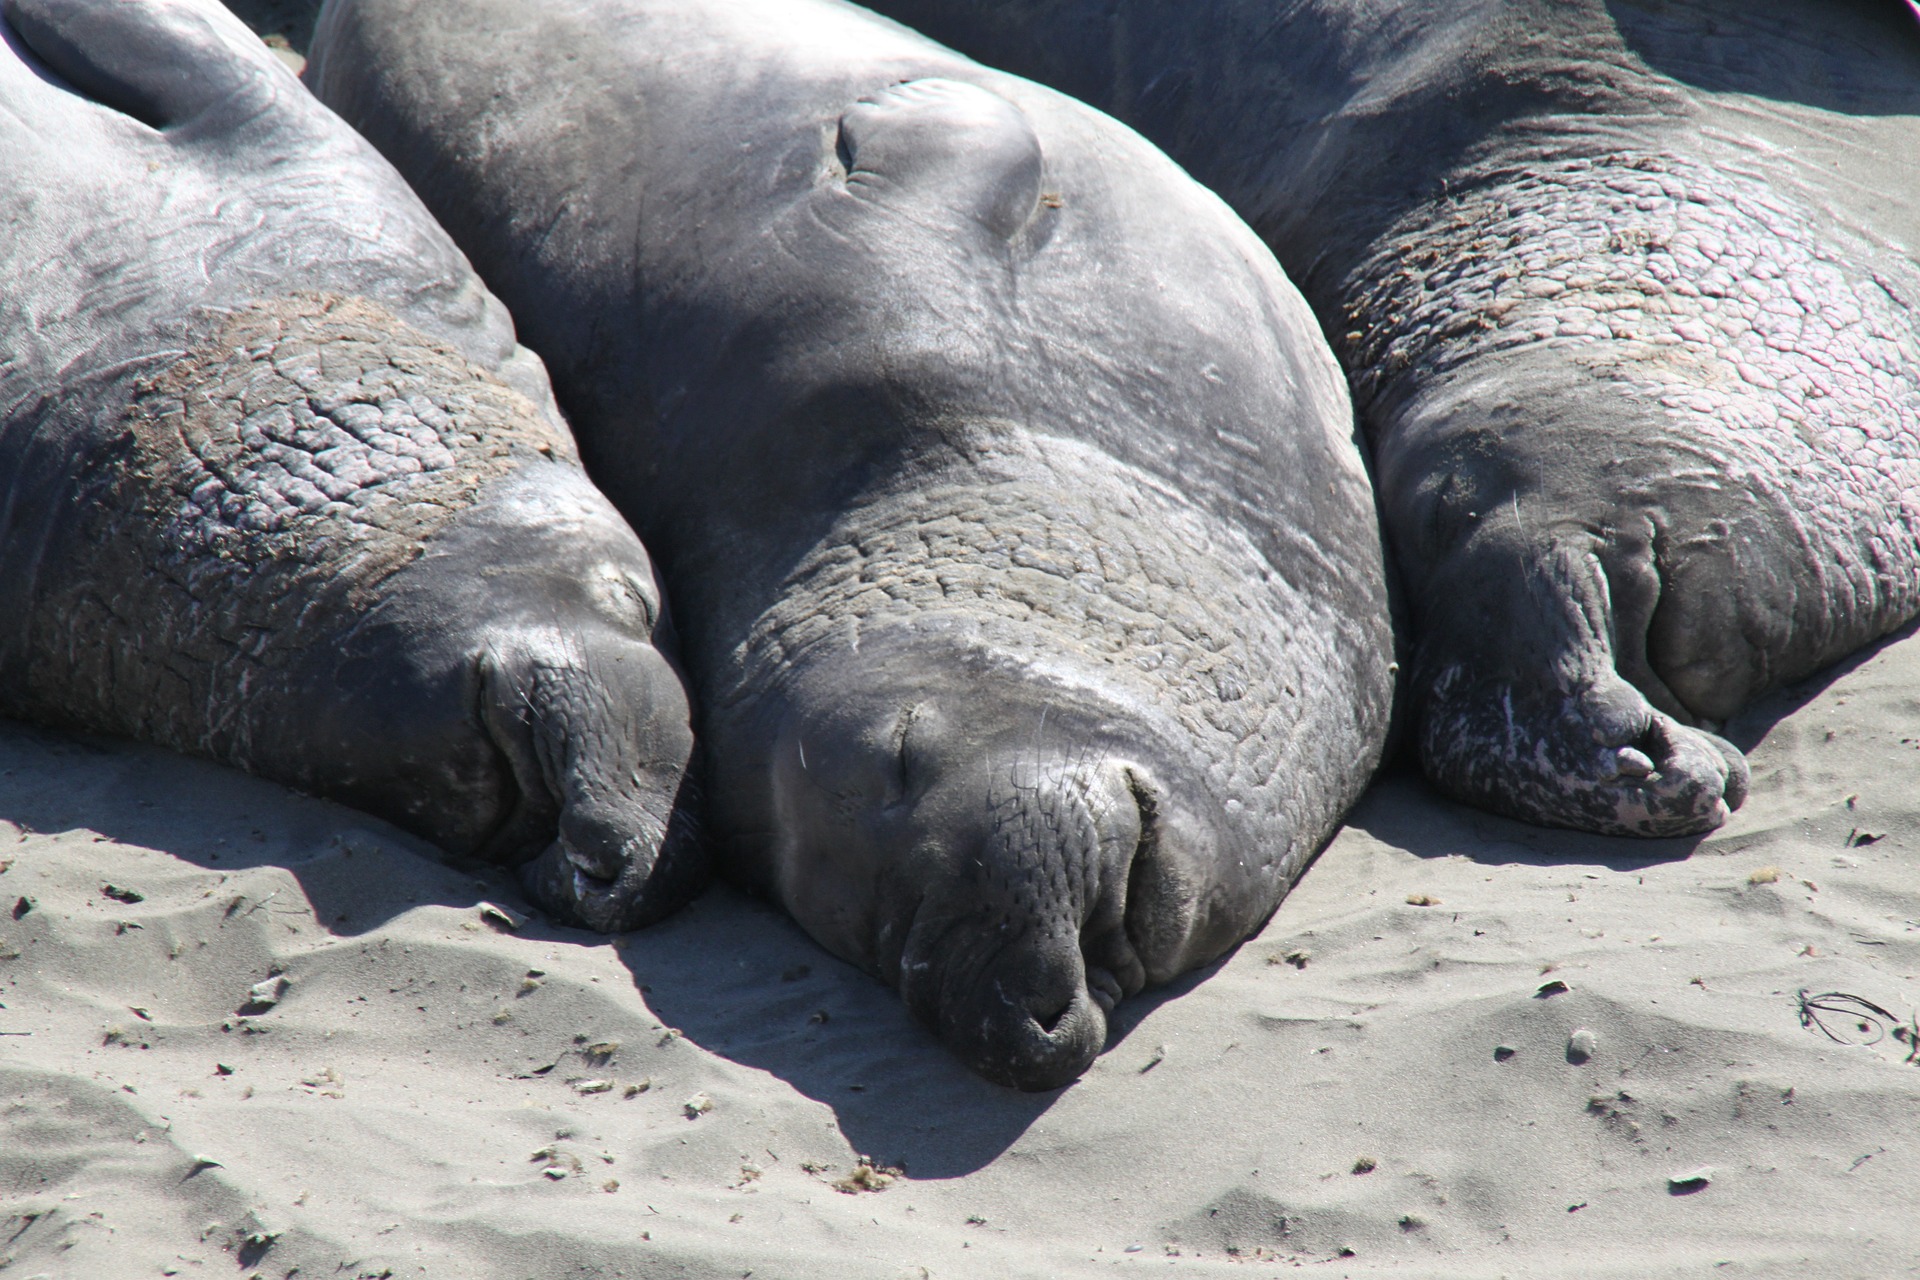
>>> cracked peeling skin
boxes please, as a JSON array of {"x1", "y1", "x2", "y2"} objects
[
  {"x1": 730, "y1": 435, "x2": 1320, "y2": 816},
  {"x1": 9, "y1": 292, "x2": 545, "y2": 796},
  {"x1": 853, "y1": 0, "x2": 1920, "y2": 837},
  {"x1": 0, "y1": 0, "x2": 701, "y2": 932},
  {"x1": 2, "y1": 294, "x2": 702, "y2": 928},
  {"x1": 1353, "y1": 148, "x2": 1920, "y2": 834},
  {"x1": 713, "y1": 432, "x2": 1374, "y2": 1088}
]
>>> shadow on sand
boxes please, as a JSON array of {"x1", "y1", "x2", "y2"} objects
[
  {"x1": 622, "y1": 878, "x2": 1218, "y2": 1179},
  {"x1": 0, "y1": 719, "x2": 513, "y2": 936},
  {"x1": 0, "y1": 718, "x2": 1091, "y2": 1177}
]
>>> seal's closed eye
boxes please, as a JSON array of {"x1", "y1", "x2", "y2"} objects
[
  {"x1": 2, "y1": 0, "x2": 264, "y2": 130},
  {"x1": 836, "y1": 77, "x2": 1044, "y2": 239}
]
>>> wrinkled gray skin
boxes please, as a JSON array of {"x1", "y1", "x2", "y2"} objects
[
  {"x1": 308, "y1": 0, "x2": 1393, "y2": 1089},
  {"x1": 0, "y1": 0, "x2": 703, "y2": 930},
  {"x1": 868, "y1": 0, "x2": 1920, "y2": 836}
]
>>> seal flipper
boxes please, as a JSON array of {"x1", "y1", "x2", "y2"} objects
[
  {"x1": 1, "y1": 0, "x2": 268, "y2": 130},
  {"x1": 837, "y1": 78, "x2": 1044, "y2": 239},
  {"x1": 1414, "y1": 535, "x2": 1748, "y2": 838}
]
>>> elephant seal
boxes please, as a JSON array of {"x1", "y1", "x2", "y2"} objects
[
  {"x1": 864, "y1": 0, "x2": 1920, "y2": 836},
  {"x1": 307, "y1": 0, "x2": 1393, "y2": 1088},
  {"x1": 0, "y1": 0, "x2": 701, "y2": 930}
]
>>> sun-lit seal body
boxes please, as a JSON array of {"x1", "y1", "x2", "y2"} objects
[
  {"x1": 865, "y1": 0, "x2": 1920, "y2": 837},
  {"x1": 308, "y1": 0, "x2": 1393, "y2": 1088},
  {"x1": 0, "y1": 0, "x2": 701, "y2": 929}
]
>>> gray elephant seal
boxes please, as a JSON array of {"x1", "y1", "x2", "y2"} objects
[
  {"x1": 867, "y1": 0, "x2": 1920, "y2": 837},
  {"x1": 308, "y1": 0, "x2": 1393, "y2": 1088},
  {"x1": 0, "y1": 0, "x2": 701, "y2": 930}
]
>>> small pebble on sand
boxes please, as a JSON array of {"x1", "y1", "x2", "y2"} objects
[{"x1": 1669, "y1": 1167, "x2": 1712, "y2": 1193}]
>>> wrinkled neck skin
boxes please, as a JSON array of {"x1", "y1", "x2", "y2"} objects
[
  {"x1": 705, "y1": 432, "x2": 1368, "y2": 1088},
  {"x1": 1314, "y1": 7, "x2": 1920, "y2": 707},
  {"x1": 0, "y1": 295, "x2": 700, "y2": 929}
]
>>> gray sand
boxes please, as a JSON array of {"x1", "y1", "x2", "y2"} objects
[{"x1": 4, "y1": 613, "x2": 1917, "y2": 1279}]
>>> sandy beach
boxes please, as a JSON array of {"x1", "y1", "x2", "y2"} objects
[
  {"x1": 2, "y1": 4, "x2": 1917, "y2": 1277},
  {"x1": 4, "y1": 617, "x2": 1918, "y2": 1279}
]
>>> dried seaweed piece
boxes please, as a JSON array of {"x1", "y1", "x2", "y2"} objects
[
  {"x1": 832, "y1": 1159, "x2": 900, "y2": 1193},
  {"x1": 1796, "y1": 989, "x2": 1917, "y2": 1061}
]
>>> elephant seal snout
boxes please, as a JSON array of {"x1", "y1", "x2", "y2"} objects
[
  {"x1": 684, "y1": 425, "x2": 1371, "y2": 1089},
  {"x1": 309, "y1": 0, "x2": 1393, "y2": 1086}
]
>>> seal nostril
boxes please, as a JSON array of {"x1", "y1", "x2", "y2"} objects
[{"x1": 1031, "y1": 989, "x2": 1076, "y2": 1035}]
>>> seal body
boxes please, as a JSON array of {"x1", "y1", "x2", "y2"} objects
[
  {"x1": 0, "y1": 0, "x2": 702, "y2": 930},
  {"x1": 866, "y1": 0, "x2": 1920, "y2": 836},
  {"x1": 308, "y1": 0, "x2": 1393, "y2": 1088}
]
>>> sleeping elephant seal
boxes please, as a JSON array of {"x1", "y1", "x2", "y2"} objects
[
  {"x1": 864, "y1": 0, "x2": 1920, "y2": 836},
  {"x1": 0, "y1": 0, "x2": 702, "y2": 930},
  {"x1": 307, "y1": 0, "x2": 1393, "y2": 1088}
]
